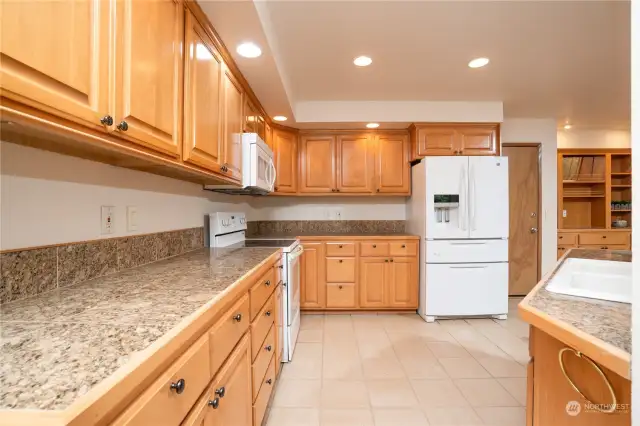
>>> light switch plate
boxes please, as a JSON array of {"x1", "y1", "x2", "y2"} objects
[{"x1": 127, "y1": 206, "x2": 138, "y2": 231}]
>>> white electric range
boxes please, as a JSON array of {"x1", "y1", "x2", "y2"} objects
[{"x1": 209, "y1": 212, "x2": 302, "y2": 363}]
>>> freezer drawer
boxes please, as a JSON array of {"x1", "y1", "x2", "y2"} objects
[
  {"x1": 426, "y1": 262, "x2": 508, "y2": 316},
  {"x1": 425, "y1": 239, "x2": 508, "y2": 263}
]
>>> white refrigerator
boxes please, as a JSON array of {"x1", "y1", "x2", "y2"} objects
[{"x1": 406, "y1": 156, "x2": 509, "y2": 322}]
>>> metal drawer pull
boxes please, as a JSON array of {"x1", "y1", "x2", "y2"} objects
[
  {"x1": 339, "y1": 245, "x2": 343, "y2": 248},
  {"x1": 338, "y1": 285, "x2": 343, "y2": 289},
  {"x1": 215, "y1": 387, "x2": 226, "y2": 398},
  {"x1": 558, "y1": 347, "x2": 617, "y2": 413},
  {"x1": 338, "y1": 259, "x2": 343, "y2": 263},
  {"x1": 208, "y1": 398, "x2": 219, "y2": 409},
  {"x1": 265, "y1": 280, "x2": 271, "y2": 287},
  {"x1": 373, "y1": 244, "x2": 377, "y2": 248},
  {"x1": 401, "y1": 244, "x2": 406, "y2": 248},
  {"x1": 169, "y1": 378, "x2": 185, "y2": 394},
  {"x1": 265, "y1": 311, "x2": 271, "y2": 317},
  {"x1": 233, "y1": 313, "x2": 242, "y2": 322}
]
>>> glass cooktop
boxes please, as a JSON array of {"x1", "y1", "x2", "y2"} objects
[{"x1": 242, "y1": 239, "x2": 298, "y2": 248}]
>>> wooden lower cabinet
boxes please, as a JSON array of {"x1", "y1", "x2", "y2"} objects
[
  {"x1": 557, "y1": 230, "x2": 631, "y2": 259},
  {"x1": 300, "y1": 241, "x2": 326, "y2": 309},
  {"x1": 528, "y1": 327, "x2": 630, "y2": 426},
  {"x1": 182, "y1": 335, "x2": 252, "y2": 426},
  {"x1": 359, "y1": 258, "x2": 388, "y2": 308}
]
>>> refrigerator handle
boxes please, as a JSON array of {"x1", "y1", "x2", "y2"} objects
[
  {"x1": 470, "y1": 163, "x2": 476, "y2": 231},
  {"x1": 460, "y1": 165, "x2": 467, "y2": 231}
]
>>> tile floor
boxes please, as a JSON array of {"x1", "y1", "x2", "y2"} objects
[{"x1": 267, "y1": 298, "x2": 529, "y2": 426}]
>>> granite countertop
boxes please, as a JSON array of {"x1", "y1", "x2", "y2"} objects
[
  {"x1": 519, "y1": 248, "x2": 631, "y2": 378},
  {"x1": 0, "y1": 247, "x2": 279, "y2": 411}
]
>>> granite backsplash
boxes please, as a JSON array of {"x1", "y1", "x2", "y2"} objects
[
  {"x1": 0, "y1": 227, "x2": 204, "y2": 304},
  {"x1": 246, "y1": 220, "x2": 406, "y2": 237}
]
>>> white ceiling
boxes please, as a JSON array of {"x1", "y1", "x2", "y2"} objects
[{"x1": 202, "y1": 0, "x2": 630, "y2": 130}]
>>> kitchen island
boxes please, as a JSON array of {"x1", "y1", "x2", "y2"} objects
[
  {"x1": 0, "y1": 246, "x2": 282, "y2": 426},
  {"x1": 519, "y1": 249, "x2": 631, "y2": 426}
]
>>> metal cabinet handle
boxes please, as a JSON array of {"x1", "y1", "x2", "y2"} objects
[
  {"x1": 401, "y1": 244, "x2": 406, "y2": 248},
  {"x1": 338, "y1": 259, "x2": 343, "y2": 263},
  {"x1": 265, "y1": 345, "x2": 272, "y2": 352},
  {"x1": 603, "y1": 235, "x2": 607, "y2": 239},
  {"x1": 116, "y1": 120, "x2": 129, "y2": 131},
  {"x1": 373, "y1": 244, "x2": 377, "y2": 248},
  {"x1": 338, "y1": 285, "x2": 343, "y2": 289},
  {"x1": 265, "y1": 311, "x2": 271, "y2": 317},
  {"x1": 266, "y1": 378, "x2": 273, "y2": 385},
  {"x1": 390, "y1": 259, "x2": 394, "y2": 262},
  {"x1": 215, "y1": 387, "x2": 226, "y2": 398},
  {"x1": 208, "y1": 398, "x2": 220, "y2": 409},
  {"x1": 265, "y1": 280, "x2": 271, "y2": 287},
  {"x1": 338, "y1": 245, "x2": 343, "y2": 248},
  {"x1": 170, "y1": 378, "x2": 185, "y2": 394},
  {"x1": 384, "y1": 259, "x2": 389, "y2": 263},
  {"x1": 100, "y1": 115, "x2": 113, "y2": 126},
  {"x1": 558, "y1": 347, "x2": 617, "y2": 413},
  {"x1": 233, "y1": 313, "x2": 242, "y2": 322},
  {"x1": 376, "y1": 188, "x2": 380, "y2": 192}
]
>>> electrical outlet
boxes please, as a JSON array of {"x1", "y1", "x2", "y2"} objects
[
  {"x1": 562, "y1": 209, "x2": 567, "y2": 218},
  {"x1": 101, "y1": 206, "x2": 115, "y2": 234},
  {"x1": 127, "y1": 206, "x2": 139, "y2": 231},
  {"x1": 334, "y1": 209, "x2": 343, "y2": 220}
]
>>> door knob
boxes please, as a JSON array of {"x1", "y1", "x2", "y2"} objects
[
  {"x1": 530, "y1": 227, "x2": 538, "y2": 233},
  {"x1": 530, "y1": 212, "x2": 537, "y2": 218}
]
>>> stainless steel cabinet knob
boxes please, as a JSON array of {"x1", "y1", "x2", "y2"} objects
[
  {"x1": 116, "y1": 120, "x2": 128, "y2": 131},
  {"x1": 100, "y1": 115, "x2": 113, "y2": 126}
]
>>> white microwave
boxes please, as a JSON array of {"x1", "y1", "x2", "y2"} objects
[{"x1": 205, "y1": 133, "x2": 276, "y2": 195}]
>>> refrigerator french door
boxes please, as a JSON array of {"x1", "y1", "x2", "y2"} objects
[{"x1": 425, "y1": 156, "x2": 508, "y2": 240}]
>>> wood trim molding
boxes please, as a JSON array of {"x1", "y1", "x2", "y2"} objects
[
  {"x1": 298, "y1": 129, "x2": 409, "y2": 135},
  {"x1": 557, "y1": 148, "x2": 631, "y2": 155}
]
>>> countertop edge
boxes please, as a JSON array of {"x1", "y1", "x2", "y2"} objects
[
  {"x1": 295, "y1": 234, "x2": 420, "y2": 240},
  {"x1": 0, "y1": 249, "x2": 282, "y2": 425},
  {"x1": 518, "y1": 273, "x2": 631, "y2": 381}
]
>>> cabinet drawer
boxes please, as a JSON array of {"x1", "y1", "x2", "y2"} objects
[
  {"x1": 209, "y1": 294, "x2": 250, "y2": 373},
  {"x1": 250, "y1": 267, "x2": 276, "y2": 321},
  {"x1": 389, "y1": 241, "x2": 418, "y2": 256},
  {"x1": 360, "y1": 242, "x2": 390, "y2": 257},
  {"x1": 426, "y1": 239, "x2": 508, "y2": 263},
  {"x1": 557, "y1": 233, "x2": 578, "y2": 246},
  {"x1": 326, "y1": 242, "x2": 356, "y2": 256},
  {"x1": 251, "y1": 292, "x2": 275, "y2": 361},
  {"x1": 326, "y1": 283, "x2": 356, "y2": 308},
  {"x1": 253, "y1": 355, "x2": 276, "y2": 426},
  {"x1": 252, "y1": 325, "x2": 275, "y2": 401},
  {"x1": 579, "y1": 232, "x2": 629, "y2": 246},
  {"x1": 113, "y1": 334, "x2": 211, "y2": 426},
  {"x1": 557, "y1": 246, "x2": 572, "y2": 259},
  {"x1": 579, "y1": 244, "x2": 629, "y2": 251},
  {"x1": 326, "y1": 258, "x2": 356, "y2": 282}
]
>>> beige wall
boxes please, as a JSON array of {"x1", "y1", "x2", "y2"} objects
[
  {"x1": 0, "y1": 142, "x2": 251, "y2": 250},
  {"x1": 557, "y1": 129, "x2": 631, "y2": 148},
  {"x1": 501, "y1": 118, "x2": 558, "y2": 276}
]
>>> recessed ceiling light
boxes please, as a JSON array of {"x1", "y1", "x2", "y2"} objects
[
  {"x1": 353, "y1": 56, "x2": 373, "y2": 67},
  {"x1": 468, "y1": 57, "x2": 490, "y2": 68},
  {"x1": 366, "y1": 123, "x2": 380, "y2": 129},
  {"x1": 273, "y1": 116, "x2": 287, "y2": 122},
  {"x1": 236, "y1": 42, "x2": 262, "y2": 58},
  {"x1": 564, "y1": 123, "x2": 572, "y2": 130}
]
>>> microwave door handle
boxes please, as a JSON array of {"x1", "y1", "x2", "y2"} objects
[{"x1": 270, "y1": 159, "x2": 277, "y2": 189}]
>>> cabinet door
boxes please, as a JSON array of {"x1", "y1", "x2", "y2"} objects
[
  {"x1": 244, "y1": 99, "x2": 258, "y2": 133},
  {"x1": 336, "y1": 134, "x2": 373, "y2": 193},
  {"x1": 416, "y1": 127, "x2": 457, "y2": 156},
  {"x1": 459, "y1": 125, "x2": 498, "y2": 155},
  {"x1": 264, "y1": 122, "x2": 273, "y2": 151},
  {"x1": 388, "y1": 258, "x2": 418, "y2": 308},
  {"x1": 115, "y1": 0, "x2": 183, "y2": 156},
  {"x1": 182, "y1": 11, "x2": 223, "y2": 173},
  {"x1": 211, "y1": 334, "x2": 252, "y2": 426},
  {"x1": 273, "y1": 129, "x2": 298, "y2": 193},
  {"x1": 0, "y1": 0, "x2": 111, "y2": 130},
  {"x1": 359, "y1": 258, "x2": 388, "y2": 308},
  {"x1": 300, "y1": 135, "x2": 336, "y2": 193},
  {"x1": 376, "y1": 134, "x2": 410, "y2": 194},
  {"x1": 221, "y1": 68, "x2": 243, "y2": 182},
  {"x1": 300, "y1": 242, "x2": 326, "y2": 309}
]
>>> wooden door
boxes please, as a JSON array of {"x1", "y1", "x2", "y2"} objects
[
  {"x1": 0, "y1": 0, "x2": 111, "y2": 130},
  {"x1": 416, "y1": 126, "x2": 457, "y2": 156},
  {"x1": 211, "y1": 334, "x2": 252, "y2": 426},
  {"x1": 273, "y1": 129, "x2": 298, "y2": 193},
  {"x1": 376, "y1": 134, "x2": 410, "y2": 194},
  {"x1": 300, "y1": 242, "x2": 325, "y2": 309},
  {"x1": 359, "y1": 258, "x2": 387, "y2": 308},
  {"x1": 300, "y1": 135, "x2": 336, "y2": 193},
  {"x1": 531, "y1": 328, "x2": 630, "y2": 426},
  {"x1": 459, "y1": 126, "x2": 498, "y2": 155},
  {"x1": 388, "y1": 257, "x2": 418, "y2": 308},
  {"x1": 503, "y1": 145, "x2": 540, "y2": 295},
  {"x1": 115, "y1": 0, "x2": 183, "y2": 156},
  {"x1": 182, "y1": 11, "x2": 223, "y2": 173},
  {"x1": 335, "y1": 134, "x2": 373, "y2": 193},
  {"x1": 221, "y1": 67, "x2": 243, "y2": 182}
]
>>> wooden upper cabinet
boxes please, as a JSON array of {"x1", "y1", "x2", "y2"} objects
[
  {"x1": 376, "y1": 134, "x2": 410, "y2": 194},
  {"x1": 414, "y1": 126, "x2": 457, "y2": 156},
  {"x1": 244, "y1": 98, "x2": 258, "y2": 133},
  {"x1": 221, "y1": 67, "x2": 243, "y2": 182},
  {"x1": 0, "y1": 0, "x2": 111, "y2": 130},
  {"x1": 336, "y1": 135, "x2": 374, "y2": 193},
  {"x1": 264, "y1": 122, "x2": 273, "y2": 151},
  {"x1": 182, "y1": 11, "x2": 223, "y2": 173},
  {"x1": 300, "y1": 242, "x2": 326, "y2": 309},
  {"x1": 458, "y1": 125, "x2": 498, "y2": 155},
  {"x1": 273, "y1": 128, "x2": 298, "y2": 193},
  {"x1": 300, "y1": 135, "x2": 336, "y2": 193},
  {"x1": 115, "y1": 0, "x2": 183, "y2": 157},
  {"x1": 412, "y1": 124, "x2": 500, "y2": 157}
]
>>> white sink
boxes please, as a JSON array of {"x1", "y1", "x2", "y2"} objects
[{"x1": 546, "y1": 258, "x2": 632, "y2": 303}]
